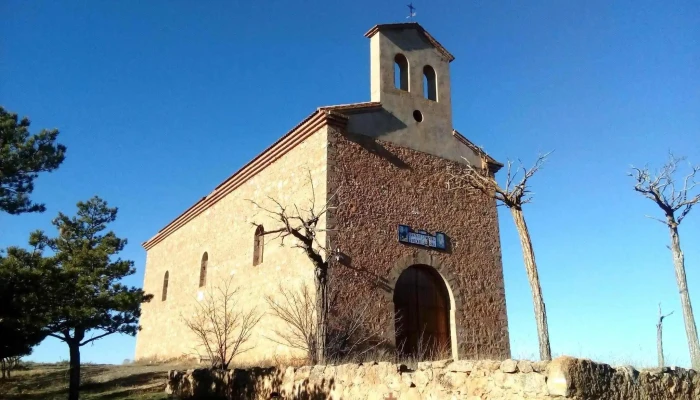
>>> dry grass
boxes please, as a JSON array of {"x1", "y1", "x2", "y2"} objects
[{"x1": 0, "y1": 360, "x2": 198, "y2": 400}]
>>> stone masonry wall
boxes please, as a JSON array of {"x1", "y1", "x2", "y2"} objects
[
  {"x1": 135, "y1": 126, "x2": 329, "y2": 364},
  {"x1": 166, "y1": 356, "x2": 699, "y2": 399},
  {"x1": 326, "y1": 128, "x2": 510, "y2": 359}
]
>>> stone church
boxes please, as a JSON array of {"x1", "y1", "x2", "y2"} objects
[{"x1": 135, "y1": 23, "x2": 511, "y2": 364}]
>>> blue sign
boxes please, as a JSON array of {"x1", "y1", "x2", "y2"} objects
[{"x1": 398, "y1": 225, "x2": 447, "y2": 250}]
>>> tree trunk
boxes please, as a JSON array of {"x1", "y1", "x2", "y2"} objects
[
  {"x1": 668, "y1": 223, "x2": 700, "y2": 370},
  {"x1": 510, "y1": 207, "x2": 552, "y2": 361},
  {"x1": 1, "y1": 359, "x2": 6, "y2": 379},
  {"x1": 315, "y1": 266, "x2": 328, "y2": 364},
  {"x1": 657, "y1": 309, "x2": 665, "y2": 367},
  {"x1": 68, "y1": 342, "x2": 81, "y2": 400}
]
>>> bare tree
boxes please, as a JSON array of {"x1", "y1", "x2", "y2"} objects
[
  {"x1": 448, "y1": 152, "x2": 553, "y2": 360},
  {"x1": 265, "y1": 283, "x2": 388, "y2": 364},
  {"x1": 630, "y1": 153, "x2": 700, "y2": 370},
  {"x1": 657, "y1": 303, "x2": 674, "y2": 367},
  {"x1": 326, "y1": 291, "x2": 390, "y2": 362},
  {"x1": 249, "y1": 172, "x2": 336, "y2": 363},
  {"x1": 182, "y1": 276, "x2": 262, "y2": 369},
  {"x1": 265, "y1": 284, "x2": 318, "y2": 362}
]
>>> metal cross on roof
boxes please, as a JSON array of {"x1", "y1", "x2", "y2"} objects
[{"x1": 406, "y1": 3, "x2": 417, "y2": 20}]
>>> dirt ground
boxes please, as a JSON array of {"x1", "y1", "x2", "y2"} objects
[{"x1": 0, "y1": 361, "x2": 197, "y2": 400}]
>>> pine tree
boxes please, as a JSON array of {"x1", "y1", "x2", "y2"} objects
[
  {"x1": 0, "y1": 106, "x2": 66, "y2": 215},
  {"x1": 0, "y1": 247, "x2": 54, "y2": 378},
  {"x1": 31, "y1": 196, "x2": 153, "y2": 400}
]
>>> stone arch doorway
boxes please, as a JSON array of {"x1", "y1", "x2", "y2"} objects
[{"x1": 393, "y1": 264, "x2": 451, "y2": 359}]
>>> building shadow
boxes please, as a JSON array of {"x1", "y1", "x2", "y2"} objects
[{"x1": 343, "y1": 132, "x2": 410, "y2": 170}]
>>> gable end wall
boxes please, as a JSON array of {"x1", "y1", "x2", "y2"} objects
[{"x1": 326, "y1": 127, "x2": 510, "y2": 360}]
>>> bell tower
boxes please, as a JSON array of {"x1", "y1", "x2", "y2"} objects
[
  {"x1": 365, "y1": 23, "x2": 455, "y2": 129},
  {"x1": 347, "y1": 23, "x2": 479, "y2": 166}
]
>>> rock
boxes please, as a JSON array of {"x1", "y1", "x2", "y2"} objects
[
  {"x1": 523, "y1": 372, "x2": 547, "y2": 394},
  {"x1": 466, "y1": 377, "x2": 487, "y2": 398},
  {"x1": 373, "y1": 362, "x2": 393, "y2": 380},
  {"x1": 546, "y1": 356, "x2": 576, "y2": 397},
  {"x1": 475, "y1": 360, "x2": 501, "y2": 372},
  {"x1": 281, "y1": 367, "x2": 295, "y2": 396},
  {"x1": 486, "y1": 383, "x2": 505, "y2": 397},
  {"x1": 500, "y1": 359, "x2": 518, "y2": 373},
  {"x1": 616, "y1": 365, "x2": 639, "y2": 382},
  {"x1": 417, "y1": 361, "x2": 432, "y2": 370},
  {"x1": 532, "y1": 360, "x2": 549, "y2": 373},
  {"x1": 446, "y1": 360, "x2": 474, "y2": 373},
  {"x1": 503, "y1": 371, "x2": 526, "y2": 389},
  {"x1": 364, "y1": 363, "x2": 383, "y2": 385},
  {"x1": 324, "y1": 365, "x2": 336, "y2": 379},
  {"x1": 421, "y1": 382, "x2": 444, "y2": 398},
  {"x1": 347, "y1": 384, "x2": 363, "y2": 399},
  {"x1": 309, "y1": 365, "x2": 326, "y2": 385},
  {"x1": 468, "y1": 368, "x2": 487, "y2": 378},
  {"x1": 414, "y1": 369, "x2": 433, "y2": 387},
  {"x1": 162, "y1": 356, "x2": 700, "y2": 399},
  {"x1": 328, "y1": 382, "x2": 344, "y2": 400},
  {"x1": 430, "y1": 359, "x2": 452, "y2": 369},
  {"x1": 366, "y1": 384, "x2": 391, "y2": 400},
  {"x1": 402, "y1": 387, "x2": 422, "y2": 400},
  {"x1": 333, "y1": 364, "x2": 348, "y2": 385},
  {"x1": 295, "y1": 366, "x2": 311, "y2": 381},
  {"x1": 386, "y1": 371, "x2": 403, "y2": 392},
  {"x1": 645, "y1": 367, "x2": 671, "y2": 374},
  {"x1": 384, "y1": 364, "x2": 402, "y2": 386},
  {"x1": 339, "y1": 363, "x2": 360, "y2": 384},
  {"x1": 442, "y1": 371, "x2": 467, "y2": 388},
  {"x1": 490, "y1": 370, "x2": 506, "y2": 386},
  {"x1": 353, "y1": 364, "x2": 367, "y2": 386},
  {"x1": 517, "y1": 360, "x2": 533, "y2": 373}
]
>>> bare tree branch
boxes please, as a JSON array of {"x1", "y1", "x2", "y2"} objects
[
  {"x1": 645, "y1": 215, "x2": 668, "y2": 225},
  {"x1": 629, "y1": 152, "x2": 700, "y2": 226},
  {"x1": 245, "y1": 170, "x2": 341, "y2": 363},
  {"x1": 265, "y1": 282, "x2": 391, "y2": 364},
  {"x1": 447, "y1": 151, "x2": 552, "y2": 209},
  {"x1": 181, "y1": 276, "x2": 262, "y2": 369},
  {"x1": 265, "y1": 284, "x2": 319, "y2": 361},
  {"x1": 632, "y1": 152, "x2": 700, "y2": 370},
  {"x1": 446, "y1": 151, "x2": 554, "y2": 361}
]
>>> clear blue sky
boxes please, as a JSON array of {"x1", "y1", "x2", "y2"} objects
[{"x1": 1, "y1": 0, "x2": 698, "y2": 367}]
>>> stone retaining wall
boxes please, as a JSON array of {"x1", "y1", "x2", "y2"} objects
[{"x1": 166, "y1": 356, "x2": 698, "y2": 399}]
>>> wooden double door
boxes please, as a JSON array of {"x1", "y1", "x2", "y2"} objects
[{"x1": 393, "y1": 265, "x2": 451, "y2": 359}]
